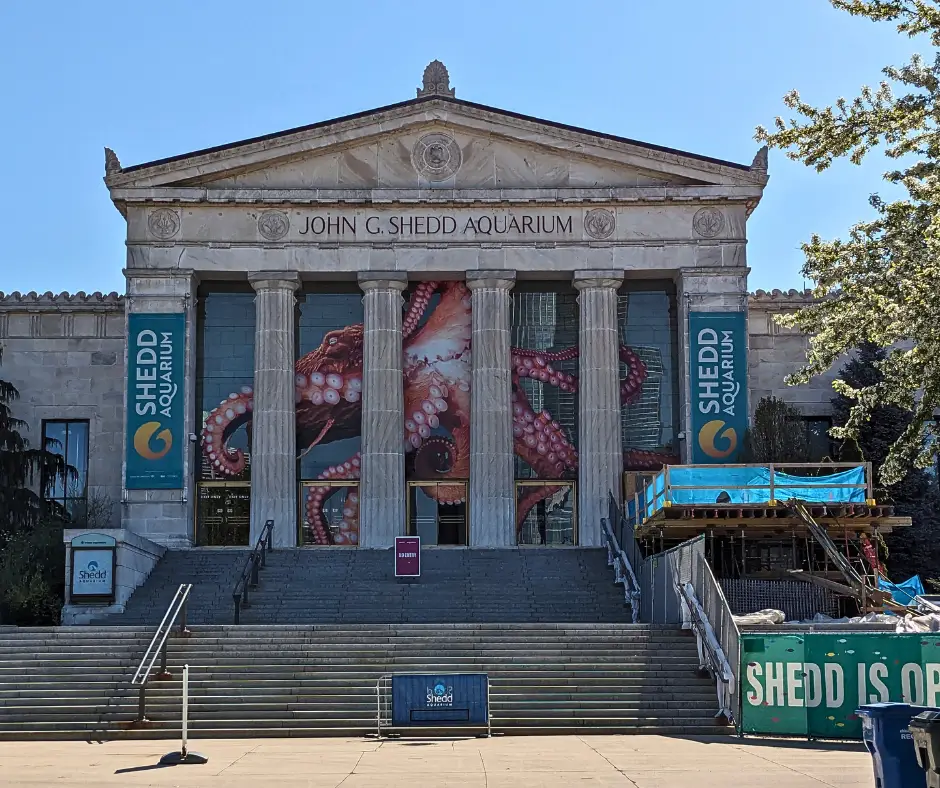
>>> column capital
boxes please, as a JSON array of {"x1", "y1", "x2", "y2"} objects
[
  {"x1": 358, "y1": 271, "x2": 408, "y2": 292},
  {"x1": 572, "y1": 270, "x2": 623, "y2": 291},
  {"x1": 248, "y1": 272, "x2": 301, "y2": 292},
  {"x1": 466, "y1": 270, "x2": 516, "y2": 291}
]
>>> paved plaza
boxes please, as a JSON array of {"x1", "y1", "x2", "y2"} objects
[{"x1": 0, "y1": 735, "x2": 874, "y2": 787}]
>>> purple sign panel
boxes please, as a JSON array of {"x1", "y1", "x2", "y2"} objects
[{"x1": 395, "y1": 536, "x2": 421, "y2": 577}]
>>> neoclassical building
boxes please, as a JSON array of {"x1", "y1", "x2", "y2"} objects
[{"x1": 0, "y1": 63, "x2": 840, "y2": 576}]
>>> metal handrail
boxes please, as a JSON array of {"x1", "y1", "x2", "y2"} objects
[
  {"x1": 131, "y1": 582, "x2": 192, "y2": 723},
  {"x1": 674, "y1": 547, "x2": 740, "y2": 724},
  {"x1": 232, "y1": 519, "x2": 274, "y2": 625},
  {"x1": 602, "y1": 518, "x2": 641, "y2": 623}
]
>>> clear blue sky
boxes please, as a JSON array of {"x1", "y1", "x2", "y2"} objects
[{"x1": 0, "y1": 0, "x2": 920, "y2": 295}]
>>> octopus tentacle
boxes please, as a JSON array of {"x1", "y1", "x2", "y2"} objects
[
  {"x1": 619, "y1": 346, "x2": 648, "y2": 405},
  {"x1": 623, "y1": 448, "x2": 680, "y2": 471},
  {"x1": 303, "y1": 452, "x2": 361, "y2": 545},
  {"x1": 511, "y1": 346, "x2": 579, "y2": 362},
  {"x1": 511, "y1": 385, "x2": 578, "y2": 478},
  {"x1": 516, "y1": 484, "x2": 570, "y2": 535},
  {"x1": 403, "y1": 282, "x2": 439, "y2": 339},
  {"x1": 295, "y1": 371, "x2": 362, "y2": 408},
  {"x1": 511, "y1": 381, "x2": 579, "y2": 529},
  {"x1": 511, "y1": 351, "x2": 578, "y2": 392},
  {"x1": 200, "y1": 386, "x2": 254, "y2": 476},
  {"x1": 510, "y1": 345, "x2": 648, "y2": 406}
]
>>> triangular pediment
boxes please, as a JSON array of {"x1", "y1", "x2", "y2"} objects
[{"x1": 106, "y1": 97, "x2": 767, "y2": 193}]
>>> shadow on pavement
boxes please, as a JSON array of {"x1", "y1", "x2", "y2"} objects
[{"x1": 660, "y1": 734, "x2": 865, "y2": 752}]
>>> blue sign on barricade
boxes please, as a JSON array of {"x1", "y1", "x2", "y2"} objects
[{"x1": 391, "y1": 674, "x2": 489, "y2": 728}]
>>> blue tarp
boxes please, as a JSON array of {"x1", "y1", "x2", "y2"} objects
[
  {"x1": 629, "y1": 465, "x2": 869, "y2": 524},
  {"x1": 878, "y1": 576, "x2": 925, "y2": 607}
]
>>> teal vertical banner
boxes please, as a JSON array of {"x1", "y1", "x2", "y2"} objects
[
  {"x1": 125, "y1": 313, "x2": 186, "y2": 489},
  {"x1": 689, "y1": 311, "x2": 748, "y2": 463}
]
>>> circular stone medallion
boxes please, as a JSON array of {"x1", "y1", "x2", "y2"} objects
[
  {"x1": 258, "y1": 210, "x2": 290, "y2": 241},
  {"x1": 692, "y1": 207, "x2": 725, "y2": 238},
  {"x1": 412, "y1": 132, "x2": 462, "y2": 182},
  {"x1": 148, "y1": 208, "x2": 180, "y2": 240},
  {"x1": 584, "y1": 208, "x2": 616, "y2": 240}
]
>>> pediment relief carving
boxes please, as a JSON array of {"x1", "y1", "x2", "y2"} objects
[{"x1": 195, "y1": 126, "x2": 702, "y2": 190}]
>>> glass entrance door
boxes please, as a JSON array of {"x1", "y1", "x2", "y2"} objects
[
  {"x1": 406, "y1": 481, "x2": 469, "y2": 545},
  {"x1": 515, "y1": 480, "x2": 577, "y2": 545},
  {"x1": 196, "y1": 482, "x2": 251, "y2": 545}
]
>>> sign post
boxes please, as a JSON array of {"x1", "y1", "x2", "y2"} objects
[
  {"x1": 688, "y1": 311, "x2": 749, "y2": 464},
  {"x1": 159, "y1": 664, "x2": 208, "y2": 765},
  {"x1": 125, "y1": 312, "x2": 186, "y2": 489},
  {"x1": 395, "y1": 536, "x2": 420, "y2": 578},
  {"x1": 69, "y1": 533, "x2": 116, "y2": 605}
]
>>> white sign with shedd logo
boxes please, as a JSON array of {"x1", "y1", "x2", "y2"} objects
[{"x1": 70, "y1": 534, "x2": 116, "y2": 603}]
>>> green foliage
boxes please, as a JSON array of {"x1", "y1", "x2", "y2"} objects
[
  {"x1": 0, "y1": 347, "x2": 69, "y2": 624},
  {"x1": 0, "y1": 522, "x2": 65, "y2": 626},
  {"x1": 756, "y1": 0, "x2": 940, "y2": 486},
  {"x1": 0, "y1": 348, "x2": 68, "y2": 536},
  {"x1": 831, "y1": 341, "x2": 940, "y2": 581},
  {"x1": 740, "y1": 397, "x2": 812, "y2": 463}
]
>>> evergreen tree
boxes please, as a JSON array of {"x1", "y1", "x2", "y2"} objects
[
  {"x1": 0, "y1": 348, "x2": 67, "y2": 538},
  {"x1": 740, "y1": 397, "x2": 812, "y2": 463},
  {"x1": 832, "y1": 342, "x2": 940, "y2": 582},
  {"x1": 0, "y1": 348, "x2": 68, "y2": 624}
]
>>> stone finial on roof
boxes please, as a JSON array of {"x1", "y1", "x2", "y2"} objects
[
  {"x1": 751, "y1": 145, "x2": 769, "y2": 174},
  {"x1": 417, "y1": 60, "x2": 455, "y2": 98},
  {"x1": 104, "y1": 147, "x2": 122, "y2": 176}
]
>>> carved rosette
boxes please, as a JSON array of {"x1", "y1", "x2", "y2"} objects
[
  {"x1": 411, "y1": 132, "x2": 462, "y2": 182},
  {"x1": 584, "y1": 208, "x2": 616, "y2": 240},
  {"x1": 258, "y1": 210, "x2": 290, "y2": 241},
  {"x1": 147, "y1": 208, "x2": 180, "y2": 240},
  {"x1": 692, "y1": 207, "x2": 725, "y2": 238}
]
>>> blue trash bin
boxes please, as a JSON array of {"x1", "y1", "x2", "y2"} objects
[{"x1": 856, "y1": 703, "x2": 929, "y2": 788}]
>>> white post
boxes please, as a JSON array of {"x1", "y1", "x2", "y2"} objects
[{"x1": 182, "y1": 663, "x2": 189, "y2": 757}]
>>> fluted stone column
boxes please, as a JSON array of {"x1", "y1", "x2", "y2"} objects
[
  {"x1": 248, "y1": 272, "x2": 300, "y2": 548},
  {"x1": 358, "y1": 273, "x2": 408, "y2": 548},
  {"x1": 573, "y1": 271, "x2": 624, "y2": 546},
  {"x1": 467, "y1": 271, "x2": 516, "y2": 546}
]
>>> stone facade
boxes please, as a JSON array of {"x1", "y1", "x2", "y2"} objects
[
  {"x1": 747, "y1": 289, "x2": 840, "y2": 417},
  {"x1": 0, "y1": 66, "x2": 844, "y2": 557},
  {"x1": 0, "y1": 291, "x2": 125, "y2": 528}
]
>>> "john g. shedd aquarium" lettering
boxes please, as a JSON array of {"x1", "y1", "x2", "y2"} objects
[{"x1": 298, "y1": 212, "x2": 575, "y2": 237}]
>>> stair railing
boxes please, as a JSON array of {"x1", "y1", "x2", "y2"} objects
[
  {"x1": 671, "y1": 544, "x2": 740, "y2": 724},
  {"x1": 601, "y1": 496, "x2": 642, "y2": 624},
  {"x1": 232, "y1": 519, "x2": 274, "y2": 625},
  {"x1": 130, "y1": 582, "x2": 192, "y2": 723}
]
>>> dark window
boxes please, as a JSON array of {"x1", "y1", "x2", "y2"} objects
[
  {"x1": 803, "y1": 417, "x2": 835, "y2": 462},
  {"x1": 42, "y1": 420, "x2": 89, "y2": 522},
  {"x1": 618, "y1": 282, "x2": 681, "y2": 470}
]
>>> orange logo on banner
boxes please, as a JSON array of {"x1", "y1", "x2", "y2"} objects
[
  {"x1": 133, "y1": 421, "x2": 173, "y2": 460},
  {"x1": 698, "y1": 420, "x2": 738, "y2": 459}
]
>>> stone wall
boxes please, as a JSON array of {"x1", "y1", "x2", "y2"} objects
[
  {"x1": 0, "y1": 292, "x2": 125, "y2": 526},
  {"x1": 747, "y1": 289, "x2": 839, "y2": 417}
]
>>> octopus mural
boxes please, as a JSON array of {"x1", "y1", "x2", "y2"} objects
[{"x1": 200, "y1": 280, "x2": 676, "y2": 545}]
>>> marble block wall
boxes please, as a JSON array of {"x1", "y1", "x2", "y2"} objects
[
  {"x1": 747, "y1": 290, "x2": 841, "y2": 417},
  {"x1": 0, "y1": 293, "x2": 126, "y2": 527}
]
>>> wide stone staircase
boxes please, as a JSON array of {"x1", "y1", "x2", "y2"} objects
[
  {"x1": 102, "y1": 548, "x2": 634, "y2": 625},
  {"x1": 0, "y1": 623, "x2": 724, "y2": 739},
  {"x1": 0, "y1": 547, "x2": 729, "y2": 739}
]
